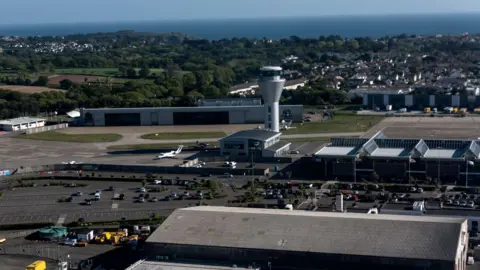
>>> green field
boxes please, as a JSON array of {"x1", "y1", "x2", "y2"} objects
[
  {"x1": 141, "y1": 132, "x2": 226, "y2": 140},
  {"x1": 54, "y1": 68, "x2": 164, "y2": 76},
  {"x1": 107, "y1": 142, "x2": 219, "y2": 150},
  {"x1": 283, "y1": 115, "x2": 384, "y2": 135},
  {"x1": 21, "y1": 131, "x2": 122, "y2": 143}
]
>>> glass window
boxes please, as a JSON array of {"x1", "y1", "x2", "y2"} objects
[
  {"x1": 269, "y1": 124, "x2": 272, "y2": 129},
  {"x1": 268, "y1": 106, "x2": 271, "y2": 113},
  {"x1": 260, "y1": 70, "x2": 281, "y2": 77}
]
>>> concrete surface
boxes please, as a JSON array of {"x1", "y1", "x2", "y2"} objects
[{"x1": 364, "y1": 117, "x2": 480, "y2": 139}]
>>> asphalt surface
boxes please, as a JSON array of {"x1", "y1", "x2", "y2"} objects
[
  {"x1": 0, "y1": 134, "x2": 324, "y2": 169},
  {"x1": 0, "y1": 179, "x2": 238, "y2": 226}
]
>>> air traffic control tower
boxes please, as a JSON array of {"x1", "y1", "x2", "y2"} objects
[{"x1": 258, "y1": 66, "x2": 285, "y2": 132}]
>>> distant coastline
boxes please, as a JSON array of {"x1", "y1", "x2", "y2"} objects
[{"x1": 0, "y1": 13, "x2": 479, "y2": 40}]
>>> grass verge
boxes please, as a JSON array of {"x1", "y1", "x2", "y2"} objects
[
  {"x1": 21, "y1": 131, "x2": 122, "y2": 143},
  {"x1": 141, "y1": 132, "x2": 226, "y2": 140},
  {"x1": 283, "y1": 115, "x2": 384, "y2": 134},
  {"x1": 107, "y1": 142, "x2": 220, "y2": 150}
]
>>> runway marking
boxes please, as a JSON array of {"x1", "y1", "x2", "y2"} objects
[{"x1": 56, "y1": 214, "x2": 67, "y2": 225}]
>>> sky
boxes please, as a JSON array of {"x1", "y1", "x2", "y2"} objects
[{"x1": 1, "y1": 0, "x2": 480, "y2": 25}]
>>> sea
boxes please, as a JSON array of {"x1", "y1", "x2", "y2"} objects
[{"x1": 1, "y1": 13, "x2": 480, "y2": 40}]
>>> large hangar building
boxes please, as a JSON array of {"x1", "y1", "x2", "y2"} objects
[
  {"x1": 146, "y1": 206, "x2": 468, "y2": 270},
  {"x1": 79, "y1": 104, "x2": 302, "y2": 126}
]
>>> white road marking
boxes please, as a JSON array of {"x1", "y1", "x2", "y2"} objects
[
  {"x1": 56, "y1": 214, "x2": 67, "y2": 225},
  {"x1": 112, "y1": 203, "x2": 118, "y2": 209}
]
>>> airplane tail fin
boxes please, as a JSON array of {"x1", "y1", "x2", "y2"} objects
[{"x1": 175, "y1": 145, "x2": 183, "y2": 154}]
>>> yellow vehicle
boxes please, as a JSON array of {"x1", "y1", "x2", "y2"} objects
[
  {"x1": 0, "y1": 237, "x2": 6, "y2": 243},
  {"x1": 95, "y1": 232, "x2": 111, "y2": 243},
  {"x1": 26, "y1": 260, "x2": 46, "y2": 270},
  {"x1": 424, "y1": 107, "x2": 431, "y2": 113},
  {"x1": 453, "y1": 107, "x2": 459, "y2": 113}
]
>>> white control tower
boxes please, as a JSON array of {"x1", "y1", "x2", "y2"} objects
[{"x1": 258, "y1": 66, "x2": 285, "y2": 132}]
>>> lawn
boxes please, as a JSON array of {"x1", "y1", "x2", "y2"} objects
[
  {"x1": 54, "y1": 68, "x2": 164, "y2": 76},
  {"x1": 20, "y1": 131, "x2": 122, "y2": 143},
  {"x1": 282, "y1": 115, "x2": 384, "y2": 134},
  {"x1": 107, "y1": 142, "x2": 219, "y2": 150},
  {"x1": 141, "y1": 132, "x2": 226, "y2": 140}
]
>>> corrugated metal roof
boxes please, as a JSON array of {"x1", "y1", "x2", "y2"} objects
[
  {"x1": 316, "y1": 146, "x2": 357, "y2": 157},
  {"x1": 148, "y1": 206, "x2": 464, "y2": 262}
]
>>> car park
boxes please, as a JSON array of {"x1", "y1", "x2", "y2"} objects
[
  {"x1": 149, "y1": 197, "x2": 158, "y2": 202},
  {"x1": 138, "y1": 187, "x2": 147, "y2": 193},
  {"x1": 136, "y1": 197, "x2": 145, "y2": 203},
  {"x1": 223, "y1": 173, "x2": 234, "y2": 178}
]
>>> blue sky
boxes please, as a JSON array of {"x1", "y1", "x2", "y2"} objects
[{"x1": 1, "y1": 0, "x2": 480, "y2": 25}]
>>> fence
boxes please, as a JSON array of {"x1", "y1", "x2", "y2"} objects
[{"x1": 25, "y1": 123, "x2": 69, "y2": 134}]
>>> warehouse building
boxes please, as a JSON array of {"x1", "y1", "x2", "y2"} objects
[
  {"x1": 79, "y1": 105, "x2": 302, "y2": 126},
  {"x1": 314, "y1": 131, "x2": 480, "y2": 185},
  {"x1": 146, "y1": 206, "x2": 468, "y2": 270},
  {"x1": 219, "y1": 129, "x2": 290, "y2": 158},
  {"x1": 0, "y1": 117, "x2": 46, "y2": 131},
  {"x1": 363, "y1": 93, "x2": 480, "y2": 111}
]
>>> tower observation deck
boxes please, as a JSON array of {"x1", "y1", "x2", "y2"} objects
[{"x1": 258, "y1": 66, "x2": 286, "y2": 132}]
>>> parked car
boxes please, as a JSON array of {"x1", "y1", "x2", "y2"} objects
[{"x1": 136, "y1": 198, "x2": 145, "y2": 203}]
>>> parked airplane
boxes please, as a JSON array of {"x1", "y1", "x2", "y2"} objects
[
  {"x1": 62, "y1": 161, "x2": 83, "y2": 165},
  {"x1": 154, "y1": 145, "x2": 183, "y2": 159},
  {"x1": 280, "y1": 120, "x2": 296, "y2": 130}
]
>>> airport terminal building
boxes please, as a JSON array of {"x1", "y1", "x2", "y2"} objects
[
  {"x1": 314, "y1": 132, "x2": 480, "y2": 185},
  {"x1": 79, "y1": 104, "x2": 303, "y2": 126},
  {"x1": 219, "y1": 129, "x2": 291, "y2": 159}
]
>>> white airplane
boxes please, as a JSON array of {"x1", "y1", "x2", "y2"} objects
[
  {"x1": 280, "y1": 120, "x2": 296, "y2": 130},
  {"x1": 62, "y1": 161, "x2": 83, "y2": 165},
  {"x1": 154, "y1": 145, "x2": 183, "y2": 159}
]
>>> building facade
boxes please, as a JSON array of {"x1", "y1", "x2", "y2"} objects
[
  {"x1": 0, "y1": 117, "x2": 46, "y2": 131},
  {"x1": 363, "y1": 93, "x2": 480, "y2": 110},
  {"x1": 219, "y1": 130, "x2": 290, "y2": 159},
  {"x1": 79, "y1": 105, "x2": 303, "y2": 126},
  {"x1": 314, "y1": 132, "x2": 480, "y2": 185}
]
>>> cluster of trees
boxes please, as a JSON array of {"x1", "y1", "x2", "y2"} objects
[{"x1": 7, "y1": 32, "x2": 478, "y2": 118}]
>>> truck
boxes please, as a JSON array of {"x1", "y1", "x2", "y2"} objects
[
  {"x1": 26, "y1": 260, "x2": 46, "y2": 270},
  {"x1": 424, "y1": 107, "x2": 431, "y2": 113}
]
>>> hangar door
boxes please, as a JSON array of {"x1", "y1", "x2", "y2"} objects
[
  {"x1": 105, "y1": 113, "x2": 141, "y2": 126},
  {"x1": 173, "y1": 111, "x2": 229, "y2": 125}
]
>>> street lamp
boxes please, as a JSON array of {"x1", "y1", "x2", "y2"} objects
[
  {"x1": 250, "y1": 142, "x2": 260, "y2": 187},
  {"x1": 466, "y1": 159, "x2": 475, "y2": 187}
]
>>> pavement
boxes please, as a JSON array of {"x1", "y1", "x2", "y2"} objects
[
  {"x1": 0, "y1": 179, "x2": 238, "y2": 226},
  {"x1": 90, "y1": 132, "x2": 363, "y2": 147}
]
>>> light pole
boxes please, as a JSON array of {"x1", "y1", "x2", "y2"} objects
[{"x1": 466, "y1": 159, "x2": 474, "y2": 187}]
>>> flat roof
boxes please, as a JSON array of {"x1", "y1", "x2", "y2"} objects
[
  {"x1": 315, "y1": 146, "x2": 357, "y2": 157},
  {"x1": 221, "y1": 130, "x2": 280, "y2": 142},
  {"x1": 0, "y1": 117, "x2": 45, "y2": 126},
  {"x1": 147, "y1": 206, "x2": 465, "y2": 262},
  {"x1": 81, "y1": 105, "x2": 303, "y2": 112},
  {"x1": 126, "y1": 260, "x2": 254, "y2": 270},
  {"x1": 370, "y1": 148, "x2": 409, "y2": 158},
  {"x1": 265, "y1": 140, "x2": 291, "y2": 152},
  {"x1": 423, "y1": 149, "x2": 460, "y2": 160}
]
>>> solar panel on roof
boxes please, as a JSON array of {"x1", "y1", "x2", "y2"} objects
[
  {"x1": 330, "y1": 138, "x2": 368, "y2": 147},
  {"x1": 374, "y1": 139, "x2": 420, "y2": 148}
]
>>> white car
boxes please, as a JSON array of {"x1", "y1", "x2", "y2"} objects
[
  {"x1": 224, "y1": 173, "x2": 233, "y2": 178},
  {"x1": 468, "y1": 201, "x2": 475, "y2": 208},
  {"x1": 138, "y1": 187, "x2": 146, "y2": 193},
  {"x1": 153, "y1": 180, "x2": 162, "y2": 185}
]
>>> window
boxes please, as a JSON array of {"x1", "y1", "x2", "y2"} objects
[
  {"x1": 268, "y1": 124, "x2": 272, "y2": 129},
  {"x1": 268, "y1": 106, "x2": 271, "y2": 113},
  {"x1": 268, "y1": 115, "x2": 271, "y2": 121},
  {"x1": 238, "y1": 153, "x2": 246, "y2": 156}
]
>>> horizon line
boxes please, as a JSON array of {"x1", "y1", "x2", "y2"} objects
[{"x1": 1, "y1": 12, "x2": 480, "y2": 27}]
